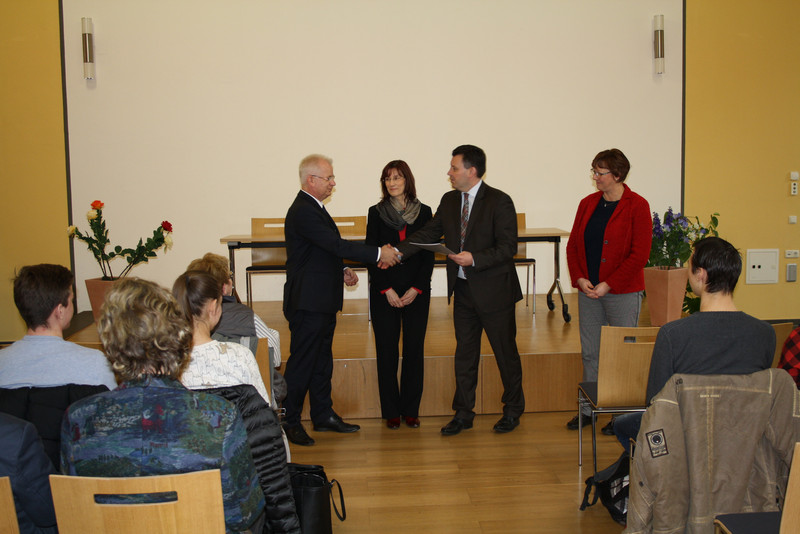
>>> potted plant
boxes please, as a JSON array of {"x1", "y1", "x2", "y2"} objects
[
  {"x1": 68, "y1": 200, "x2": 173, "y2": 320},
  {"x1": 645, "y1": 208, "x2": 718, "y2": 325}
]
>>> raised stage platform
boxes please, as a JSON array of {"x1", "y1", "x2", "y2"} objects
[{"x1": 254, "y1": 293, "x2": 585, "y2": 420}]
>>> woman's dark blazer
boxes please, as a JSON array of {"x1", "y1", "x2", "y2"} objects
[{"x1": 365, "y1": 203, "x2": 434, "y2": 295}]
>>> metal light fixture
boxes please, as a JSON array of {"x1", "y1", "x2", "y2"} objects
[
  {"x1": 82, "y1": 17, "x2": 95, "y2": 80},
  {"x1": 654, "y1": 15, "x2": 664, "y2": 74}
]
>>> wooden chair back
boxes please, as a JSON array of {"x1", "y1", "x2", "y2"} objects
[
  {"x1": 772, "y1": 322, "x2": 795, "y2": 368},
  {"x1": 780, "y1": 442, "x2": 800, "y2": 534},
  {"x1": 515, "y1": 213, "x2": 528, "y2": 258},
  {"x1": 597, "y1": 326, "x2": 660, "y2": 407},
  {"x1": 333, "y1": 216, "x2": 366, "y2": 236},
  {"x1": 334, "y1": 216, "x2": 367, "y2": 268},
  {"x1": 251, "y1": 218, "x2": 287, "y2": 267},
  {"x1": 0, "y1": 477, "x2": 20, "y2": 534},
  {"x1": 49, "y1": 469, "x2": 225, "y2": 534}
]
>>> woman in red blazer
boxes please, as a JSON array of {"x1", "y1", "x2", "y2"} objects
[
  {"x1": 366, "y1": 161, "x2": 434, "y2": 430},
  {"x1": 565, "y1": 149, "x2": 652, "y2": 431}
]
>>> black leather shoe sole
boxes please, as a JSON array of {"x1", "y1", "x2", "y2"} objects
[{"x1": 441, "y1": 417, "x2": 473, "y2": 436}]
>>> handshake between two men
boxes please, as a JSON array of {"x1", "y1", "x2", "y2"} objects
[{"x1": 342, "y1": 243, "x2": 403, "y2": 288}]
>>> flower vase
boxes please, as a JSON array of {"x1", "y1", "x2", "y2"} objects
[
  {"x1": 85, "y1": 278, "x2": 117, "y2": 323},
  {"x1": 643, "y1": 267, "x2": 689, "y2": 326}
]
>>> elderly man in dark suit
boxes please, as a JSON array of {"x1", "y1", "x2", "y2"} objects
[
  {"x1": 282, "y1": 154, "x2": 400, "y2": 446},
  {"x1": 397, "y1": 144, "x2": 525, "y2": 435}
]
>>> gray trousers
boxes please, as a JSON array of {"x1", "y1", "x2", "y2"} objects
[{"x1": 578, "y1": 291, "x2": 642, "y2": 413}]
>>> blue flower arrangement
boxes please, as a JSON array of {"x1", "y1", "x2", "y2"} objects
[{"x1": 648, "y1": 208, "x2": 719, "y2": 268}]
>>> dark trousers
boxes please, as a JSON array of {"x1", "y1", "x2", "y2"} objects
[
  {"x1": 452, "y1": 278, "x2": 525, "y2": 421},
  {"x1": 370, "y1": 290, "x2": 431, "y2": 419},
  {"x1": 283, "y1": 309, "x2": 336, "y2": 426}
]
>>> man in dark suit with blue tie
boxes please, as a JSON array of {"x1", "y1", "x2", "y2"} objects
[
  {"x1": 282, "y1": 154, "x2": 401, "y2": 446},
  {"x1": 397, "y1": 145, "x2": 525, "y2": 435}
]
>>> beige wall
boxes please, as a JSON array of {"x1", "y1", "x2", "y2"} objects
[
  {"x1": 0, "y1": 1, "x2": 70, "y2": 341},
  {"x1": 59, "y1": 0, "x2": 684, "y2": 309},
  {"x1": 685, "y1": 1, "x2": 800, "y2": 320}
]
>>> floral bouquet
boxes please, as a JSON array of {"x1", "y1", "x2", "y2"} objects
[
  {"x1": 647, "y1": 207, "x2": 719, "y2": 313},
  {"x1": 68, "y1": 200, "x2": 173, "y2": 280},
  {"x1": 648, "y1": 208, "x2": 719, "y2": 268}
]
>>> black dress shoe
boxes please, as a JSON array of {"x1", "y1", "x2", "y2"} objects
[
  {"x1": 493, "y1": 415, "x2": 520, "y2": 433},
  {"x1": 283, "y1": 423, "x2": 315, "y2": 446},
  {"x1": 441, "y1": 417, "x2": 473, "y2": 436},
  {"x1": 601, "y1": 418, "x2": 615, "y2": 436},
  {"x1": 313, "y1": 414, "x2": 360, "y2": 433},
  {"x1": 566, "y1": 414, "x2": 591, "y2": 430}
]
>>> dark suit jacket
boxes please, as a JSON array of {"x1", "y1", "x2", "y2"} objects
[
  {"x1": 0, "y1": 384, "x2": 110, "y2": 470},
  {"x1": 283, "y1": 191, "x2": 379, "y2": 316},
  {"x1": 397, "y1": 182, "x2": 522, "y2": 313},
  {"x1": 0, "y1": 413, "x2": 57, "y2": 534},
  {"x1": 365, "y1": 203, "x2": 434, "y2": 295}
]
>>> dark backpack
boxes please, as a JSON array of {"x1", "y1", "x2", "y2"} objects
[{"x1": 579, "y1": 451, "x2": 630, "y2": 526}]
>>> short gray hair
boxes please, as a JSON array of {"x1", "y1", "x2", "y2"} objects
[{"x1": 298, "y1": 154, "x2": 333, "y2": 185}]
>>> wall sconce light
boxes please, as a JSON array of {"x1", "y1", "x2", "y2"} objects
[
  {"x1": 82, "y1": 17, "x2": 95, "y2": 80},
  {"x1": 654, "y1": 15, "x2": 664, "y2": 74}
]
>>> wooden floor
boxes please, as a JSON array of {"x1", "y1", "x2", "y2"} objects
[
  {"x1": 266, "y1": 292, "x2": 631, "y2": 532},
  {"x1": 290, "y1": 411, "x2": 625, "y2": 534}
]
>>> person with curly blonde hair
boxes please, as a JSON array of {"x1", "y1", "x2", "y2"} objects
[{"x1": 61, "y1": 278, "x2": 266, "y2": 533}]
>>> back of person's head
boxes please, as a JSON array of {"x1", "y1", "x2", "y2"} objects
[
  {"x1": 13, "y1": 264, "x2": 73, "y2": 329},
  {"x1": 592, "y1": 148, "x2": 631, "y2": 182},
  {"x1": 172, "y1": 270, "x2": 222, "y2": 323},
  {"x1": 452, "y1": 145, "x2": 486, "y2": 178},
  {"x1": 98, "y1": 278, "x2": 192, "y2": 382},
  {"x1": 186, "y1": 253, "x2": 231, "y2": 288},
  {"x1": 691, "y1": 236, "x2": 742, "y2": 294}
]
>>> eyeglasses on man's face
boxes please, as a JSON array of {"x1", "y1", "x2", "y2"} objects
[{"x1": 310, "y1": 174, "x2": 335, "y2": 182}]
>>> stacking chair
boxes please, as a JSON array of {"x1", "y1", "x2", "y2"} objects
[
  {"x1": 49, "y1": 469, "x2": 225, "y2": 534},
  {"x1": 334, "y1": 216, "x2": 368, "y2": 269},
  {"x1": 714, "y1": 442, "x2": 800, "y2": 534},
  {"x1": 578, "y1": 325, "x2": 659, "y2": 472},
  {"x1": 245, "y1": 217, "x2": 287, "y2": 307},
  {"x1": 514, "y1": 214, "x2": 537, "y2": 309},
  {"x1": 0, "y1": 477, "x2": 20, "y2": 534},
  {"x1": 771, "y1": 322, "x2": 795, "y2": 368}
]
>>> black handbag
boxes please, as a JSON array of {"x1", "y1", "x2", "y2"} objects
[{"x1": 287, "y1": 463, "x2": 346, "y2": 534}]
